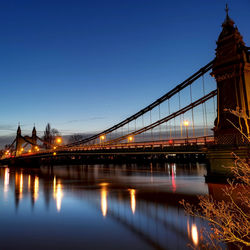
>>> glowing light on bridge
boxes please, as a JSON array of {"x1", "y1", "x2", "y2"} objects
[
  {"x1": 191, "y1": 224, "x2": 199, "y2": 246},
  {"x1": 56, "y1": 137, "x2": 62, "y2": 144},
  {"x1": 129, "y1": 189, "x2": 136, "y2": 214},
  {"x1": 100, "y1": 135, "x2": 106, "y2": 143},
  {"x1": 183, "y1": 120, "x2": 189, "y2": 139},
  {"x1": 127, "y1": 136, "x2": 134, "y2": 142},
  {"x1": 5, "y1": 150, "x2": 10, "y2": 157},
  {"x1": 183, "y1": 120, "x2": 189, "y2": 127},
  {"x1": 100, "y1": 183, "x2": 108, "y2": 217},
  {"x1": 53, "y1": 152, "x2": 57, "y2": 156}
]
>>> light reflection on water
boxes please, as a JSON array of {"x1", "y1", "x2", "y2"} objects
[{"x1": 0, "y1": 163, "x2": 211, "y2": 249}]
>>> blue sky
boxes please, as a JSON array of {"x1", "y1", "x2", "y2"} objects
[{"x1": 0, "y1": 0, "x2": 250, "y2": 143}]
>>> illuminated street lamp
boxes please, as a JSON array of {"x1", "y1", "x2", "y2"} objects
[
  {"x1": 183, "y1": 120, "x2": 189, "y2": 139},
  {"x1": 127, "y1": 136, "x2": 134, "y2": 143},
  {"x1": 100, "y1": 135, "x2": 106, "y2": 143},
  {"x1": 56, "y1": 137, "x2": 62, "y2": 144}
]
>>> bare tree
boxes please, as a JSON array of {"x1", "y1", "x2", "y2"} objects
[
  {"x1": 69, "y1": 134, "x2": 84, "y2": 143},
  {"x1": 180, "y1": 113, "x2": 250, "y2": 249},
  {"x1": 43, "y1": 123, "x2": 60, "y2": 148}
]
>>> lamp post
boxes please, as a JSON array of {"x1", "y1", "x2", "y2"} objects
[
  {"x1": 127, "y1": 136, "x2": 134, "y2": 143},
  {"x1": 56, "y1": 137, "x2": 62, "y2": 144},
  {"x1": 183, "y1": 120, "x2": 189, "y2": 140},
  {"x1": 100, "y1": 135, "x2": 105, "y2": 144}
]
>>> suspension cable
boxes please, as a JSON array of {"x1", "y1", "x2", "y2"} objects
[
  {"x1": 66, "y1": 60, "x2": 214, "y2": 146},
  {"x1": 103, "y1": 90, "x2": 217, "y2": 145}
]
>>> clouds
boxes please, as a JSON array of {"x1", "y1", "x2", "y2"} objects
[
  {"x1": 0, "y1": 135, "x2": 15, "y2": 147},
  {"x1": 0, "y1": 124, "x2": 16, "y2": 131},
  {"x1": 64, "y1": 116, "x2": 106, "y2": 124}
]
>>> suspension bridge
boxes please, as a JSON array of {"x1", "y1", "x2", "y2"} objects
[{"x1": 1, "y1": 10, "x2": 250, "y2": 178}]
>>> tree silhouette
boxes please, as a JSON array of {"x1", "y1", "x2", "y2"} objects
[{"x1": 43, "y1": 123, "x2": 60, "y2": 149}]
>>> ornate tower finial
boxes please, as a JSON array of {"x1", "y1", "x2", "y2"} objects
[
  {"x1": 222, "y1": 3, "x2": 234, "y2": 28},
  {"x1": 225, "y1": 3, "x2": 229, "y2": 16}
]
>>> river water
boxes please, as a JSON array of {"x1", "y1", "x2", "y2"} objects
[{"x1": 0, "y1": 163, "x2": 213, "y2": 249}]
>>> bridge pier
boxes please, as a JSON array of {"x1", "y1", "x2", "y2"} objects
[
  {"x1": 206, "y1": 11, "x2": 250, "y2": 182},
  {"x1": 206, "y1": 145, "x2": 249, "y2": 182}
]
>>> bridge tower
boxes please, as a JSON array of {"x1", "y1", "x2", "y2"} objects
[
  {"x1": 212, "y1": 6, "x2": 250, "y2": 144},
  {"x1": 16, "y1": 125, "x2": 25, "y2": 156},
  {"x1": 31, "y1": 126, "x2": 37, "y2": 151},
  {"x1": 207, "y1": 7, "x2": 250, "y2": 182},
  {"x1": 15, "y1": 125, "x2": 38, "y2": 156}
]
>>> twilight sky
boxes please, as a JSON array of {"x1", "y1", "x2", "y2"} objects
[{"x1": 0, "y1": 0, "x2": 250, "y2": 144}]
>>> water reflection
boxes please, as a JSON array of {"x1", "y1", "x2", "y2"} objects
[
  {"x1": 33, "y1": 176, "x2": 39, "y2": 202},
  {"x1": 100, "y1": 183, "x2": 108, "y2": 217},
  {"x1": 0, "y1": 163, "x2": 211, "y2": 249},
  {"x1": 19, "y1": 173, "x2": 23, "y2": 199},
  {"x1": 129, "y1": 189, "x2": 136, "y2": 214},
  {"x1": 191, "y1": 224, "x2": 199, "y2": 246},
  {"x1": 55, "y1": 182, "x2": 63, "y2": 212},
  {"x1": 28, "y1": 175, "x2": 31, "y2": 191},
  {"x1": 171, "y1": 163, "x2": 176, "y2": 192},
  {"x1": 4, "y1": 167, "x2": 9, "y2": 194}
]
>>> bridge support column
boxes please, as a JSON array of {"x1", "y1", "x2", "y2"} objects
[{"x1": 207, "y1": 10, "x2": 250, "y2": 182}]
